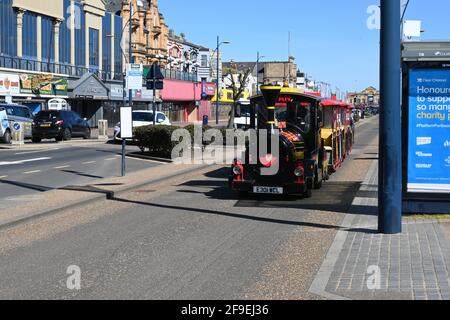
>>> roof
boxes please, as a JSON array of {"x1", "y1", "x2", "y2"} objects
[
  {"x1": 250, "y1": 88, "x2": 322, "y2": 101},
  {"x1": 68, "y1": 73, "x2": 108, "y2": 91}
]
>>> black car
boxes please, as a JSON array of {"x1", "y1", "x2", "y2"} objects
[{"x1": 32, "y1": 110, "x2": 91, "y2": 142}]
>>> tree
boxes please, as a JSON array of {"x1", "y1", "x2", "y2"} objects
[{"x1": 225, "y1": 66, "x2": 251, "y2": 129}]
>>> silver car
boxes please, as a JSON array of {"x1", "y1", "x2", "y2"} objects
[{"x1": 0, "y1": 104, "x2": 34, "y2": 144}]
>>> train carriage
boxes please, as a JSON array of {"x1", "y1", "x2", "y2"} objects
[
  {"x1": 230, "y1": 85, "x2": 328, "y2": 198},
  {"x1": 320, "y1": 99, "x2": 345, "y2": 172}
]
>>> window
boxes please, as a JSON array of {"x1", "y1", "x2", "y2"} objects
[
  {"x1": 41, "y1": 15, "x2": 54, "y2": 62},
  {"x1": 74, "y1": 1, "x2": 85, "y2": 66},
  {"x1": 157, "y1": 113, "x2": 166, "y2": 123},
  {"x1": 323, "y1": 108, "x2": 333, "y2": 128},
  {"x1": 0, "y1": 0, "x2": 17, "y2": 56},
  {"x1": 23, "y1": 11, "x2": 37, "y2": 59},
  {"x1": 102, "y1": 13, "x2": 112, "y2": 77},
  {"x1": 132, "y1": 112, "x2": 154, "y2": 122},
  {"x1": 114, "y1": 15, "x2": 123, "y2": 77},
  {"x1": 89, "y1": 28, "x2": 99, "y2": 69},
  {"x1": 14, "y1": 106, "x2": 31, "y2": 118},
  {"x1": 201, "y1": 55, "x2": 207, "y2": 67},
  {"x1": 59, "y1": 0, "x2": 71, "y2": 64}
]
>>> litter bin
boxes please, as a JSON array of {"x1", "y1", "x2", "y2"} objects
[{"x1": 202, "y1": 115, "x2": 209, "y2": 126}]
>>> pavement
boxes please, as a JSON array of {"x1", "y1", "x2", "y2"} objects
[
  {"x1": 0, "y1": 115, "x2": 448, "y2": 300},
  {"x1": 310, "y1": 159, "x2": 450, "y2": 300}
]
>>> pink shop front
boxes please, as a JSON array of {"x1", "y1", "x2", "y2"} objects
[{"x1": 160, "y1": 79, "x2": 216, "y2": 124}]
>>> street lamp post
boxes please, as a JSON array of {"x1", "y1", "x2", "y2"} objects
[
  {"x1": 215, "y1": 36, "x2": 230, "y2": 125},
  {"x1": 256, "y1": 52, "x2": 265, "y2": 94},
  {"x1": 122, "y1": 1, "x2": 134, "y2": 176},
  {"x1": 378, "y1": 0, "x2": 402, "y2": 234}
]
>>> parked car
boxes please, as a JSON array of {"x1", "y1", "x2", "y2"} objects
[
  {"x1": 113, "y1": 110, "x2": 171, "y2": 141},
  {"x1": 0, "y1": 104, "x2": 34, "y2": 144},
  {"x1": 32, "y1": 110, "x2": 91, "y2": 142}
]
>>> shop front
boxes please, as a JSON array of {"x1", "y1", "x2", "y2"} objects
[
  {"x1": 67, "y1": 73, "x2": 109, "y2": 128},
  {"x1": 1, "y1": 71, "x2": 69, "y2": 114},
  {"x1": 159, "y1": 79, "x2": 215, "y2": 124},
  {"x1": 103, "y1": 83, "x2": 162, "y2": 128}
]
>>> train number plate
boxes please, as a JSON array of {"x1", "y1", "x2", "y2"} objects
[{"x1": 253, "y1": 187, "x2": 284, "y2": 194}]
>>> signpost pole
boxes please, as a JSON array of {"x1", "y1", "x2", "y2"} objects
[
  {"x1": 153, "y1": 64, "x2": 156, "y2": 125},
  {"x1": 378, "y1": 0, "x2": 402, "y2": 234},
  {"x1": 216, "y1": 36, "x2": 220, "y2": 125},
  {"x1": 122, "y1": 73, "x2": 126, "y2": 177}
]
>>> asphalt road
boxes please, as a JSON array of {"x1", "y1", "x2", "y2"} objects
[
  {"x1": 0, "y1": 142, "x2": 162, "y2": 209},
  {"x1": 0, "y1": 117, "x2": 379, "y2": 299}
]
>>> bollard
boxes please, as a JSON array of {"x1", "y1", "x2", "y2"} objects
[
  {"x1": 98, "y1": 120, "x2": 108, "y2": 141},
  {"x1": 11, "y1": 122, "x2": 25, "y2": 146}
]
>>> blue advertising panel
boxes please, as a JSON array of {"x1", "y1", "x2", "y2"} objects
[{"x1": 408, "y1": 68, "x2": 450, "y2": 193}]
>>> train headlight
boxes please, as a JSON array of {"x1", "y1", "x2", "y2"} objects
[
  {"x1": 294, "y1": 166, "x2": 304, "y2": 177},
  {"x1": 233, "y1": 166, "x2": 243, "y2": 176}
]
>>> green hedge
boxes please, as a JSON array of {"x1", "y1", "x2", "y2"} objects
[
  {"x1": 133, "y1": 125, "x2": 244, "y2": 158},
  {"x1": 133, "y1": 125, "x2": 181, "y2": 158}
]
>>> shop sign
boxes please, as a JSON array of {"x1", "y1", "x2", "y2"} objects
[
  {"x1": 0, "y1": 74, "x2": 20, "y2": 95},
  {"x1": 19, "y1": 73, "x2": 68, "y2": 96},
  {"x1": 126, "y1": 64, "x2": 143, "y2": 90}
]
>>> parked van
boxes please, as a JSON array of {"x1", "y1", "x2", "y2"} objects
[{"x1": 0, "y1": 104, "x2": 33, "y2": 143}]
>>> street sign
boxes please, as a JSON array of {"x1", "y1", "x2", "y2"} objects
[
  {"x1": 120, "y1": 107, "x2": 133, "y2": 139},
  {"x1": 126, "y1": 64, "x2": 143, "y2": 91},
  {"x1": 146, "y1": 80, "x2": 164, "y2": 90},
  {"x1": 146, "y1": 64, "x2": 164, "y2": 80}
]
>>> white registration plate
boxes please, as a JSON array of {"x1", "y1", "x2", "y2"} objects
[{"x1": 253, "y1": 186, "x2": 284, "y2": 194}]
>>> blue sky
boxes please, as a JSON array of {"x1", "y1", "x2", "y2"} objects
[{"x1": 159, "y1": 0, "x2": 450, "y2": 92}]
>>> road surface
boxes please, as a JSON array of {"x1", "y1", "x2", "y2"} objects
[
  {"x1": 0, "y1": 143, "x2": 162, "y2": 209},
  {"x1": 0, "y1": 117, "x2": 379, "y2": 299}
]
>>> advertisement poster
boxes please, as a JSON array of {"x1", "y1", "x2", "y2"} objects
[
  {"x1": 0, "y1": 74, "x2": 20, "y2": 95},
  {"x1": 19, "y1": 73, "x2": 68, "y2": 96},
  {"x1": 408, "y1": 68, "x2": 450, "y2": 193}
]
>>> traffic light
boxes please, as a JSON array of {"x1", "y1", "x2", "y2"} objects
[{"x1": 146, "y1": 80, "x2": 164, "y2": 90}]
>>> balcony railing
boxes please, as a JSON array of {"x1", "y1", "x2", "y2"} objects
[
  {"x1": 161, "y1": 68, "x2": 197, "y2": 82},
  {"x1": 0, "y1": 54, "x2": 124, "y2": 81}
]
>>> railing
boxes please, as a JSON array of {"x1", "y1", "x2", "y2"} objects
[
  {"x1": 0, "y1": 54, "x2": 123, "y2": 81},
  {"x1": 161, "y1": 68, "x2": 197, "y2": 82}
]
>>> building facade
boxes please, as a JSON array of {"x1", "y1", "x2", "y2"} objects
[
  {"x1": 347, "y1": 86, "x2": 380, "y2": 106},
  {"x1": 262, "y1": 57, "x2": 298, "y2": 86},
  {"x1": 0, "y1": 0, "x2": 217, "y2": 126},
  {"x1": 0, "y1": 0, "x2": 124, "y2": 126},
  {"x1": 106, "y1": 0, "x2": 169, "y2": 66}
]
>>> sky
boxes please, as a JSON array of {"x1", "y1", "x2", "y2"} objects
[{"x1": 159, "y1": 0, "x2": 450, "y2": 93}]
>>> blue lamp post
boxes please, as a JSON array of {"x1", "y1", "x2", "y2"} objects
[{"x1": 378, "y1": 0, "x2": 402, "y2": 234}]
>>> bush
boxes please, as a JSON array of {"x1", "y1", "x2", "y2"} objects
[
  {"x1": 133, "y1": 125, "x2": 181, "y2": 158},
  {"x1": 133, "y1": 124, "x2": 241, "y2": 158}
]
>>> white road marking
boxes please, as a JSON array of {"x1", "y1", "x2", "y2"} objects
[
  {"x1": 0, "y1": 157, "x2": 51, "y2": 166},
  {"x1": 15, "y1": 148, "x2": 59, "y2": 155},
  {"x1": 54, "y1": 165, "x2": 71, "y2": 169},
  {"x1": 0, "y1": 175, "x2": 8, "y2": 179},
  {"x1": 82, "y1": 161, "x2": 96, "y2": 165},
  {"x1": 23, "y1": 170, "x2": 41, "y2": 174},
  {"x1": 105, "y1": 158, "x2": 117, "y2": 161}
]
